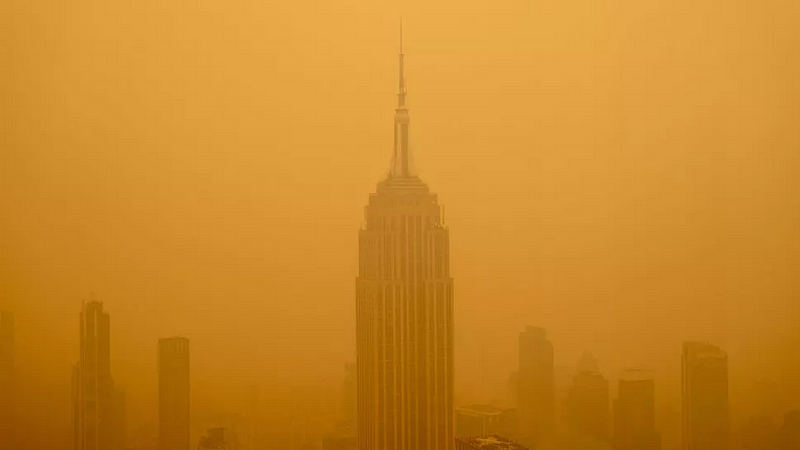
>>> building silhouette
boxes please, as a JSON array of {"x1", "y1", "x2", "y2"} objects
[
  {"x1": 0, "y1": 311, "x2": 13, "y2": 450},
  {"x1": 517, "y1": 327, "x2": 554, "y2": 447},
  {"x1": 774, "y1": 410, "x2": 800, "y2": 450},
  {"x1": 111, "y1": 387, "x2": 126, "y2": 450},
  {"x1": 73, "y1": 301, "x2": 115, "y2": 450},
  {"x1": 343, "y1": 362, "x2": 356, "y2": 429},
  {"x1": 159, "y1": 337, "x2": 190, "y2": 450},
  {"x1": 355, "y1": 32, "x2": 454, "y2": 450},
  {"x1": 613, "y1": 368, "x2": 660, "y2": 450},
  {"x1": 198, "y1": 427, "x2": 238, "y2": 450},
  {"x1": 681, "y1": 341, "x2": 728, "y2": 450},
  {"x1": 565, "y1": 352, "x2": 609, "y2": 443},
  {"x1": 454, "y1": 435, "x2": 529, "y2": 450}
]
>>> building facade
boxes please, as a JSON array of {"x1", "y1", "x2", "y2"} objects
[
  {"x1": 73, "y1": 301, "x2": 115, "y2": 450},
  {"x1": 566, "y1": 352, "x2": 609, "y2": 443},
  {"x1": 681, "y1": 341, "x2": 729, "y2": 450},
  {"x1": 159, "y1": 337, "x2": 190, "y2": 450},
  {"x1": 355, "y1": 38, "x2": 454, "y2": 450},
  {"x1": 517, "y1": 327, "x2": 554, "y2": 447},
  {"x1": 614, "y1": 368, "x2": 660, "y2": 450}
]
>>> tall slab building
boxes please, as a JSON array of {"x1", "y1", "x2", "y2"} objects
[
  {"x1": 356, "y1": 35, "x2": 454, "y2": 450},
  {"x1": 517, "y1": 327, "x2": 554, "y2": 447},
  {"x1": 681, "y1": 341, "x2": 729, "y2": 450},
  {"x1": 73, "y1": 301, "x2": 115, "y2": 450},
  {"x1": 159, "y1": 337, "x2": 190, "y2": 450},
  {"x1": 0, "y1": 311, "x2": 13, "y2": 450},
  {"x1": 614, "y1": 368, "x2": 660, "y2": 450}
]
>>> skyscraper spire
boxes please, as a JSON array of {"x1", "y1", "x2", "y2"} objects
[
  {"x1": 391, "y1": 21, "x2": 413, "y2": 178},
  {"x1": 398, "y1": 20, "x2": 406, "y2": 108}
]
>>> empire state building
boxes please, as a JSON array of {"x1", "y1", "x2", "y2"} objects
[{"x1": 356, "y1": 37, "x2": 454, "y2": 450}]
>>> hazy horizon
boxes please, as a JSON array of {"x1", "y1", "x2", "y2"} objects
[{"x1": 3, "y1": 1, "x2": 799, "y2": 449}]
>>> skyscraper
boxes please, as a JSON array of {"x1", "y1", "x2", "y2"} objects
[
  {"x1": 681, "y1": 341, "x2": 728, "y2": 450},
  {"x1": 355, "y1": 32, "x2": 454, "y2": 450},
  {"x1": 159, "y1": 336, "x2": 190, "y2": 450},
  {"x1": 565, "y1": 352, "x2": 609, "y2": 443},
  {"x1": 111, "y1": 387, "x2": 126, "y2": 450},
  {"x1": 517, "y1": 327, "x2": 554, "y2": 447},
  {"x1": 73, "y1": 301, "x2": 115, "y2": 450},
  {"x1": 0, "y1": 311, "x2": 13, "y2": 450},
  {"x1": 614, "y1": 368, "x2": 660, "y2": 450}
]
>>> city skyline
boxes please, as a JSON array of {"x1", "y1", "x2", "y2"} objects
[{"x1": 4, "y1": 3, "x2": 800, "y2": 450}]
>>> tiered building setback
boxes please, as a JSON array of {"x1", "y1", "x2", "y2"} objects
[{"x1": 356, "y1": 33, "x2": 455, "y2": 450}]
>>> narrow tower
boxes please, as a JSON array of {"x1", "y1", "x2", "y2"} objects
[
  {"x1": 73, "y1": 301, "x2": 115, "y2": 450},
  {"x1": 159, "y1": 337, "x2": 190, "y2": 450},
  {"x1": 682, "y1": 342, "x2": 729, "y2": 450},
  {"x1": 356, "y1": 30, "x2": 455, "y2": 450},
  {"x1": 517, "y1": 327, "x2": 555, "y2": 447}
]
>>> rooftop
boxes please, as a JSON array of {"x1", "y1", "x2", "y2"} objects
[
  {"x1": 456, "y1": 404, "x2": 507, "y2": 416},
  {"x1": 456, "y1": 435, "x2": 529, "y2": 450}
]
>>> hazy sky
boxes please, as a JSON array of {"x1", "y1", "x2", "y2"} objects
[{"x1": 3, "y1": 0, "x2": 799, "y2": 447}]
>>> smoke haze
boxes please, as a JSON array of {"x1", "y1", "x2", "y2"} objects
[{"x1": 2, "y1": 0, "x2": 799, "y2": 449}]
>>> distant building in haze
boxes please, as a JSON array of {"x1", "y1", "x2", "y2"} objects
[
  {"x1": 198, "y1": 427, "x2": 238, "y2": 450},
  {"x1": 517, "y1": 327, "x2": 554, "y2": 447},
  {"x1": 566, "y1": 352, "x2": 609, "y2": 443},
  {"x1": 73, "y1": 300, "x2": 115, "y2": 450},
  {"x1": 356, "y1": 31, "x2": 454, "y2": 450},
  {"x1": 454, "y1": 435, "x2": 529, "y2": 450},
  {"x1": 775, "y1": 410, "x2": 800, "y2": 450},
  {"x1": 506, "y1": 372, "x2": 519, "y2": 409},
  {"x1": 681, "y1": 341, "x2": 728, "y2": 450},
  {"x1": 455, "y1": 404, "x2": 516, "y2": 438},
  {"x1": 159, "y1": 337, "x2": 190, "y2": 450},
  {"x1": 0, "y1": 311, "x2": 13, "y2": 450},
  {"x1": 111, "y1": 387, "x2": 126, "y2": 450},
  {"x1": 614, "y1": 368, "x2": 660, "y2": 450},
  {"x1": 342, "y1": 362, "x2": 356, "y2": 429}
]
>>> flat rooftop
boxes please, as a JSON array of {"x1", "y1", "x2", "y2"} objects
[{"x1": 456, "y1": 435, "x2": 528, "y2": 450}]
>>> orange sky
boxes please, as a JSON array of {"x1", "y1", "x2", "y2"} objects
[{"x1": 2, "y1": 0, "x2": 800, "y2": 448}]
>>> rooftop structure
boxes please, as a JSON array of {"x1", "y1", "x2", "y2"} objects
[{"x1": 454, "y1": 435, "x2": 529, "y2": 450}]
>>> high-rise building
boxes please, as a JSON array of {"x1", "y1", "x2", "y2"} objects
[
  {"x1": 775, "y1": 410, "x2": 800, "y2": 450},
  {"x1": 454, "y1": 435, "x2": 528, "y2": 450},
  {"x1": 681, "y1": 341, "x2": 728, "y2": 450},
  {"x1": 614, "y1": 368, "x2": 660, "y2": 450},
  {"x1": 517, "y1": 327, "x2": 554, "y2": 446},
  {"x1": 355, "y1": 32, "x2": 454, "y2": 450},
  {"x1": 565, "y1": 352, "x2": 609, "y2": 442},
  {"x1": 0, "y1": 311, "x2": 13, "y2": 450},
  {"x1": 159, "y1": 336, "x2": 190, "y2": 450},
  {"x1": 73, "y1": 301, "x2": 115, "y2": 450},
  {"x1": 111, "y1": 387, "x2": 126, "y2": 450}
]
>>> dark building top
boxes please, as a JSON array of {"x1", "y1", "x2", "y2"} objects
[{"x1": 455, "y1": 435, "x2": 529, "y2": 450}]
